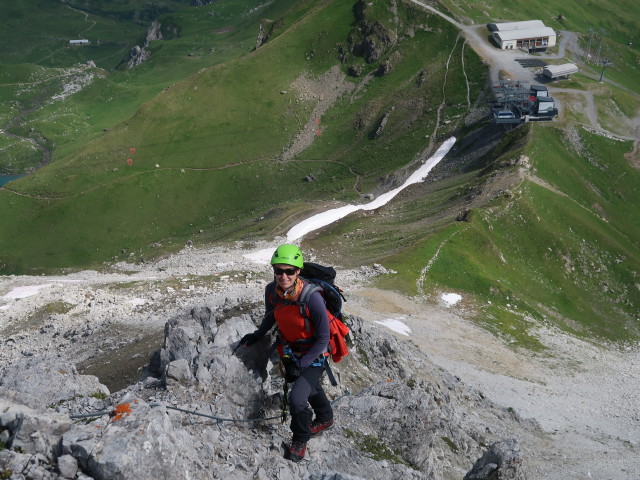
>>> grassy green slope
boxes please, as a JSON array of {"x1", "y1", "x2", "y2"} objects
[
  {"x1": 0, "y1": 0, "x2": 144, "y2": 173},
  {"x1": 372, "y1": 124, "x2": 640, "y2": 346},
  {"x1": 0, "y1": 1, "x2": 143, "y2": 70},
  {"x1": 0, "y1": 0, "x2": 476, "y2": 273},
  {"x1": 0, "y1": 0, "x2": 299, "y2": 174},
  {"x1": 29, "y1": 0, "x2": 303, "y2": 158}
]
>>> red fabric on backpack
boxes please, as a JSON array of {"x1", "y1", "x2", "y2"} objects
[{"x1": 328, "y1": 313, "x2": 349, "y2": 362}]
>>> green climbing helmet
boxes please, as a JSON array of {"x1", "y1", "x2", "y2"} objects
[{"x1": 270, "y1": 244, "x2": 304, "y2": 268}]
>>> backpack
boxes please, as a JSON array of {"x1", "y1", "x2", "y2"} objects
[{"x1": 298, "y1": 262, "x2": 350, "y2": 364}]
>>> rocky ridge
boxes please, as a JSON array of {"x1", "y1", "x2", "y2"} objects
[
  {"x1": 127, "y1": 20, "x2": 163, "y2": 69},
  {"x1": 0, "y1": 298, "x2": 533, "y2": 480},
  {"x1": 0, "y1": 242, "x2": 638, "y2": 479}
]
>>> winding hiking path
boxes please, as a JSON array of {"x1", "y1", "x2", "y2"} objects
[{"x1": 64, "y1": 3, "x2": 97, "y2": 38}]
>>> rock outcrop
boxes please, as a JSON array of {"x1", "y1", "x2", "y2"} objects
[
  {"x1": 464, "y1": 439, "x2": 525, "y2": 480},
  {"x1": 0, "y1": 299, "x2": 535, "y2": 479},
  {"x1": 348, "y1": 0, "x2": 398, "y2": 64},
  {"x1": 127, "y1": 20, "x2": 162, "y2": 69},
  {"x1": 255, "y1": 20, "x2": 276, "y2": 50}
]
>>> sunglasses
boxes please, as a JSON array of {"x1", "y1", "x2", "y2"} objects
[{"x1": 273, "y1": 267, "x2": 298, "y2": 276}]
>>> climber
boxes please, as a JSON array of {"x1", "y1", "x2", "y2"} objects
[{"x1": 238, "y1": 244, "x2": 334, "y2": 462}]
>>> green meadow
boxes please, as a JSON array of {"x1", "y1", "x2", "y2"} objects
[
  {"x1": 1, "y1": 0, "x2": 474, "y2": 271},
  {"x1": 0, "y1": 0, "x2": 638, "y2": 347},
  {"x1": 374, "y1": 124, "x2": 640, "y2": 345}
]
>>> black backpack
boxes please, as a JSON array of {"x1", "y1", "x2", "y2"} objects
[{"x1": 298, "y1": 262, "x2": 346, "y2": 321}]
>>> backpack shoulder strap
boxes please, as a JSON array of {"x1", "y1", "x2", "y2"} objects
[
  {"x1": 266, "y1": 281, "x2": 277, "y2": 306},
  {"x1": 297, "y1": 281, "x2": 323, "y2": 331}
]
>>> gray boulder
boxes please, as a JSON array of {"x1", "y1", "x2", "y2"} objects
[
  {"x1": 0, "y1": 300, "x2": 536, "y2": 480},
  {"x1": 61, "y1": 397, "x2": 206, "y2": 480},
  {"x1": 464, "y1": 438, "x2": 525, "y2": 480},
  {"x1": 0, "y1": 356, "x2": 109, "y2": 408},
  {"x1": 0, "y1": 407, "x2": 70, "y2": 457},
  {"x1": 57, "y1": 454, "x2": 79, "y2": 479}
]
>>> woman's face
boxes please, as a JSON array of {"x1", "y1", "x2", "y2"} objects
[{"x1": 273, "y1": 263, "x2": 300, "y2": 290}]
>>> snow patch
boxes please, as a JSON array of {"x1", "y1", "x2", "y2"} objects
[
  {"x1": 286, "y1": 138, "x2": 456, "y2": 242},
  {"x1": 375, "y1": 317, "x2": 411, "y2": 336},
  {"x1": 441, "y1": 293, "x2": 462, "y2": 306},
  {"x1": 244, "y1": 137, "x2": 456, "y2": 264},
  {"x1": 3, "y1": 284, "x2": 53, "y2": 300}
]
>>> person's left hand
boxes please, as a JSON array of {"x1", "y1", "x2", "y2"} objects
[{"x1": 239, "y1": 333, "x2": 259, "y2": 347}]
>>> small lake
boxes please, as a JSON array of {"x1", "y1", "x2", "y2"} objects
[{"x1": 0, "y1": 175, "x2": 24, "y2": 187}]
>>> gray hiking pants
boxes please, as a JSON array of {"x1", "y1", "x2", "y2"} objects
[{"x1": 289, "y1": 365, "x2": 333, "y2": 443}]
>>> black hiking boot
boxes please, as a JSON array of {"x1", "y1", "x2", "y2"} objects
[
  {"x1": 309, "y1": 418, "x2": 334, "y2": 437},
  {"x1": 287, "y1": 440, "x2": 307, "y2": 462}
]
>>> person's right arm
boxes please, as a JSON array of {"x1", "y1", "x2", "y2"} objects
[{"x1": 240, "y1": 283, "x2": 276, "y2": 346}]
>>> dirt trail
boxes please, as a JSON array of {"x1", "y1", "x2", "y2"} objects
[{"x1": 65, "y1": 4, "x2": 97, "y2": 37}]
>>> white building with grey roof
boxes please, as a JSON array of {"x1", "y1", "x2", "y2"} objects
[{"x1": 491, "y1": 26, "x2": 556, "y2": 51}]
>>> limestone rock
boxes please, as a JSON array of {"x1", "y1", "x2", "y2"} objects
[
  {"x1": 0, "y1": 356, "x2": 109, "y2": 407},
  {"x1": 464, "y1": 439, "x2": 525, "y2": 480},
  {"x1": 349, "y1": 0, "x2": 398, "y2": 63},
  {"x1": 57, "y1": 454, "x2": 79, "y2": 479},
  {"x1": 127, "y1": 20, "x2": 162, "y2": 68},
  {"x1": 0, "y1": 300, "x2": 537, "y2": 480},
  {"x1": 61, "y1": 399, "x2": 205, "y2": 480}
]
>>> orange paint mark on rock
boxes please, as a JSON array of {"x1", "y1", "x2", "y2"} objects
[{"x1": 111, "y1": 403, "x2": 133, "y2": 421}]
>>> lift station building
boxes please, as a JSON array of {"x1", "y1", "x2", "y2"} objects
[
  {"x1": 490, "y1": 81, "x2": 558, "y2": 124},
  {"x1": 543, "y1": 63, "x2": 579, "y2": 79},
  {"x1": 488, "y1": 20, "x2": 556, "y2": 51}
]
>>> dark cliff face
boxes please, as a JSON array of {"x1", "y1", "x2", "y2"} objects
[{"x1": 348, "y1": 0, "x2": 399, "y2": 63}]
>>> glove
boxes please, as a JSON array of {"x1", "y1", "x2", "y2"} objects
[
  {"x1": 282, "y1": 355, "x2": 302, "y2": 383},
  {"x1": 285, "y1": 363, "x2": 302, "y2": 383},
  {"x1": 239, "y1": 333, "x2": 259, "y2": 347}
]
